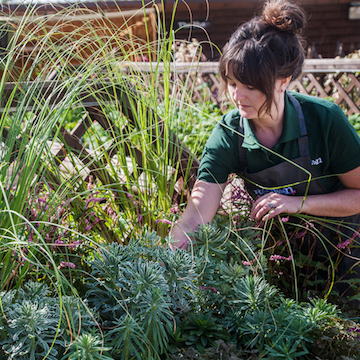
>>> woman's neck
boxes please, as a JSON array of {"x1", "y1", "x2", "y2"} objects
[{"x1": 251, "y1": 92, "x2": 286, "y2": 149}]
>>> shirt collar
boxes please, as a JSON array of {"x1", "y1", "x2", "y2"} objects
[{"x1": 241, "y1": 91, "x2": 302, "y2": 150}]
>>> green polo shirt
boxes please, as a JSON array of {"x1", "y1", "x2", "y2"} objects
[{"x1": 198, "y1": 91, "x2": 360, "y2": 193}]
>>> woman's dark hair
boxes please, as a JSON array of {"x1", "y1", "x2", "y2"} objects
[{"x1": 219, "y1": 0, "x2": 306, "y2": 115}]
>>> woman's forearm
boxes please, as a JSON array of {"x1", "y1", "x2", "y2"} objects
[
  {"x1": 300, "y1": 188, "x2": 360, "y2": 217},
  {"x1": 170, "y1": 180, "x2": 226, "y2": 250},
  {"x1": 251, "y1": 188, "x2": 360, "y2": 221}
]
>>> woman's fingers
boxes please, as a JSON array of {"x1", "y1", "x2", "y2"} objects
[{"x1": 250, "y1": 193, "x2": 303, "y2": 221}]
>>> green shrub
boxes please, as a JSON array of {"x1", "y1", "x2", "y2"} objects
[
  {"x1": 348, "y1": 113, "x2": 360, "y2": 136},
  {"x1": 0, "y1": 282, "x2": 97, "y2": 360}
]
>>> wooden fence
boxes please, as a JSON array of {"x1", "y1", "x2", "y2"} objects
[
  {"x1": 0, "y1": 6, "x2": 158, "y2": 80},
  {"x1": 127, "y1": 58, "x2": 360, "y2": 115}
]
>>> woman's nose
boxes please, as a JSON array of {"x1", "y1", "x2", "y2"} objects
[{"x1": 233, "y1": 86, "x2": 245, "y2": 101}]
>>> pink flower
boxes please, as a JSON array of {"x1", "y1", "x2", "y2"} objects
[
  {"x1": 136, "y1": 214, "x2": 142, "y2": 223},
  {"x1": 126, "y1": 193, "x2": 136, "y2": 206},
  {"x1": 155, "y1": 219, "x2": 172, "y2": 225},
  {"x1": 31, "y1": 208, "x2": 38, "y2": 217},
  {"x1": 60, "y1": 261, "x2": 76, "y2": 269},
  {"x1": 170, "y1": 206, "x2": 179, "y2": 214},
  {"x1": 87, "y1": 175, "x2": 93, "y2": 190},
  {"x1": 337, "y1": 239, "x2": 352, "y2": 249},
  {"x1": 295, "y1": 229, "x2": 307, "y2": 239},
  {"x1": 274, "y1": 270, "x2": 284, "y2": 275},
  {"x1": 242, "y1": 259, "x2": 255, "y2": 266},
  {"x1": 281, "y1": 216, "x2": 289, "y2": 222},
  {"x1": 135, "y1": 55, "x2": 149, "y2": 62},
  {"x1": 269, "y1": 254, "x2": 292, "y2": 261}
]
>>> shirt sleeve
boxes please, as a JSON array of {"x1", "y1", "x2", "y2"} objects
[
  {"x1": 197, "y1": 112, "x2": 241, "y2": 184},
  {"x1": 326, "y1": 103, "x2": 360, "y2": 175}
]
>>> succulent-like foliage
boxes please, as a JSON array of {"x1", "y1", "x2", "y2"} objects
[
  {"x1": 1, "y1": 1, "x2": 359, "y2": 359},
  {"x1": 1, "y1": 299, "x2": 62, "y2": 360},
  {"x1": 86, "y1": 234, "x2": 199, "y2": 358},
  {"x1": 158, "y1": 247, "x2": 197, "y2": 311},
  {"x1": 107, "y1": 314, "x2": 154, "y2": 360},
  {"x1": 232, "y1": 275, "x2": 279, "y2": 313},
  {"x1": 61, "y1": 333, "x2": 114, "y2": 360},
  {"x1": 0, "y1": 281, "x2": 97, "y2": 360},
  {"x1": 192, "y1": 223, "x2": 229, "y2": 259},
  {"x1": 180, "y1": 311, "x2": 230, "y2": 353}
]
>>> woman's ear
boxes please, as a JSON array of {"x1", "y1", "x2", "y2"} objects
[{"x1": 278, "y1": 76, "x2": 292, "y2": 92}]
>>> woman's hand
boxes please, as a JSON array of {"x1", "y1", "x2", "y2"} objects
[
  {"x1": 170, "y1": 180, "x2": 227, "y2": 250},
  {"x1": 250, "y1": 166, "x2": 360, "y2": 221},
  {"x1": 250, "y1": 192, "x2": 304, "y2": 221}
]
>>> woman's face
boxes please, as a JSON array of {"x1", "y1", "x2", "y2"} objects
[{"x1": 226, "y1": 71, "x2": 267, "y2": 121}]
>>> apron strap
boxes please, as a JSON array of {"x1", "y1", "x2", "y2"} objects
[
  {"x1": 238, "y1": 117, "x2": 247, "y2": 171},
  {"x1": 238, "y1": 92, "x2": 310, "y2": 169},
  {"x1": 287, "y1": 93, "x2": 310, "y2": 157}
]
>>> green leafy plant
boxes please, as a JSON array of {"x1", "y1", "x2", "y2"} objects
[
  {"x1": 62, "y1": 333, "x2": 113, "y2": 360},
  {"x1": 180, "y1": 311, "x2": 230, "y2": 353},
  {"x1": 168, "y1": 340, "x2": 256, "y2": 360},
  {"x1": 171, "y1": 102, "x2": 222, "y2": 158},
  {"x1": 348, "y1": 113, "x2": 360, "y2": 136},
  {"x1": 0, "y1": 281, "x2": 98, "y2": 360},
  {"x1": 264, "y1": 338, "x2": 309, "y2": 359},
  {"x1": 85, "y1": 235, "x2": 199, "y2": 358},
  {"x1": 1, "y1": 300, "x2": 61, "y2": 360},
  {"x1": 232, "y1": 275, "x2": 279, "y2": 313},
  {"x1": 191, "y1": 222, "x2": 229, "y2": 259},
  {"x1": 0, "y1": 282, "x2": 62, "y2": 360}
]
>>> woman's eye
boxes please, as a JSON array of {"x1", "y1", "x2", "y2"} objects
[
  {"x1": 247, "y1": 86, "x2": 255, "y2": 90},
  {"x1": 228, "y1": 83, "x2": 236, "y2": 88}
]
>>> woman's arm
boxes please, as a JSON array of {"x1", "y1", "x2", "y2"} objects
[
  {"x1": 250, "y1": 166, "x2": 360, "y2": 221},
  {"x1": 170, "y1": 179, "x2": 227, "y2": 250}
]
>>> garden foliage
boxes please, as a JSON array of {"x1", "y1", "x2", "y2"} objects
[
  {"x1": 0, "y1": 1, "x2": 360, "y2": 359},
  {"x1": 2, "y1": 222, "x2": 360, "y2": 359}
]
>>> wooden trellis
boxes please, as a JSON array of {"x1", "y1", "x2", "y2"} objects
[
  {"x1": 128, "y1": 59, "x2": 360, "y2": 114},
  {"x1": 288, "y1": 59, "x2": 360, "y2": 115}
]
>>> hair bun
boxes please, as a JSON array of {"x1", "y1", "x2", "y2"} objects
[{"x1": 262, "y1": 0, "x2": 306, "y2": 34}]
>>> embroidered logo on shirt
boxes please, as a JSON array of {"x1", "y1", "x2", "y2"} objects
[
  {"x1": 311, "y1": 157, "x2": 323, "y2": 166},
  {"x1": 254, "y1": 187, "x2": 295, "y2": 196}
]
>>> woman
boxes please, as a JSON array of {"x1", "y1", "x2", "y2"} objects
[{"x1": 171, "y1": 0, "x2": 360, "y2": 294}]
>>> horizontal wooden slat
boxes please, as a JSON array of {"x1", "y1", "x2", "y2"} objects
[
  {"x1": 123, "y1": 58, "x2": 360, "y2": 74},
  {"x1": 122, "y1": 59, "x2": 360, "y2": 114}
]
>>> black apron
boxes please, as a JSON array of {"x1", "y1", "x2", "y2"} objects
[{"x1": 238, "y1": 93, "x2": 360, "y2": 296}]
